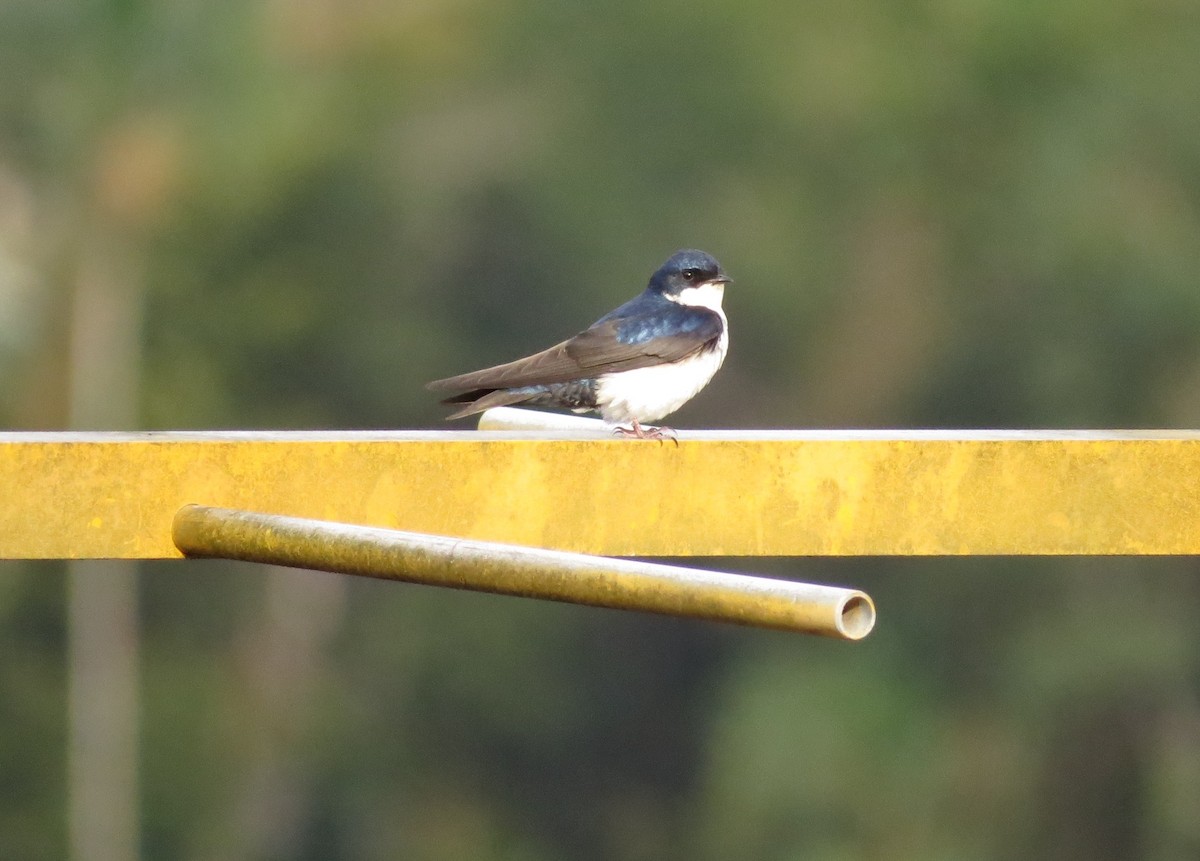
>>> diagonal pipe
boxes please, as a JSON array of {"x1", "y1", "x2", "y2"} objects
[{"x1": 172, "y1": 505, "x2": 875, "y2": 640}]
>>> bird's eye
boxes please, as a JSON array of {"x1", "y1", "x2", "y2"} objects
[{"x1": 681, "y1": 268, "x2": 698, "y2": 282}]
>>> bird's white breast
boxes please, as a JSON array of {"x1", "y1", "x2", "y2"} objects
[
  {"x1": 595, "y1": 282, "x2": 728, "y2": 424},
  {"x1": 595, "y1": 338, "x2": 727, "y2": 423}
]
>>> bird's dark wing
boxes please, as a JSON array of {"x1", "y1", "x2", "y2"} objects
[
  {"x1": 567, "y1": 306, "x2": 723, "y2": 372},
  {"x1": 426, "y1": 303, "x2": 723, "y2": 393}
]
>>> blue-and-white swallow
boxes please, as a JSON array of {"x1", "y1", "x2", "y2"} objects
[{"x1": 427, "y1": 249, "x2": 731, "y2": 438}]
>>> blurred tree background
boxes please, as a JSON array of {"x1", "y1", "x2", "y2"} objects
[{"x1": 2, "y1": 0, "x2": 1200, "y2": 858}]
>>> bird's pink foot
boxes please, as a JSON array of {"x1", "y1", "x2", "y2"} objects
[{"x1": 612, "y1": 420, "x2": 678, "y2": 442}]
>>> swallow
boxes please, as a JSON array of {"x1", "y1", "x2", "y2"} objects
[{"x1": 427, "y1": 249, "x2": 731, "y2": 438}]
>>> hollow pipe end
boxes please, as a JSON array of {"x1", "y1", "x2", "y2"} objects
[{"x1": 836, "y1": 592, "x2": 876, "y2": 640}]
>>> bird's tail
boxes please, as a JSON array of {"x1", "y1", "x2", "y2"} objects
[{"x1": 442, "y1": 388, "x2": 540, "y2": 420}]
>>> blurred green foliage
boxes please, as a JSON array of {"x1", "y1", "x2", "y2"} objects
[{"x1": 2, "y1": 0, "x2": 1200, "y2": 858}]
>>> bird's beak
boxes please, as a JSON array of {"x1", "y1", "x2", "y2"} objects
[{"x1": 710, "y1": 274, "x2": 733, "y2": 286}]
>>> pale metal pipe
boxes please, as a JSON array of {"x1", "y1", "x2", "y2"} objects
[
  {"x1": 476, "y1": 407, "x2": 609, "y2": 432},
  {"x1": 172, "y1": 505, "x2": 875, "y2": 640}
]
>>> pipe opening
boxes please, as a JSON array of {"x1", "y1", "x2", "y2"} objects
[{"x1": 837, "y1": 594, "x2": 876, "y2": 640}]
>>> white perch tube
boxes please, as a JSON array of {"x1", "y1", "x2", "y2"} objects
[{"x1": 476, "y1": 407, "x2": 611, "y2": 432}]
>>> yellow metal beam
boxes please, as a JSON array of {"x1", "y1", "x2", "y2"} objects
[{"x1": 3, "y1": 428, "x2": 1200, "y2": 558}]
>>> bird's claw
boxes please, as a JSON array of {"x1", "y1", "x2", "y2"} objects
[{"x1": 612, "y1": 421, "x2": 679, "y2": 444}]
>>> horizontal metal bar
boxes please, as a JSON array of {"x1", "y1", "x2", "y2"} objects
[
  {"x1": 477, "y1": 407, "x2": 610, "y2": 432},
  {"x1": 171, "y1": 505, "x2": 875, "y2": 639},
  {"x1": 5, "y1": 426, "x2": 1200, "y2": 558}
]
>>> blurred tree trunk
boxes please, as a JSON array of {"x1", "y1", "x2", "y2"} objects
[
  {"x1": 230, "y1": 565, "x2": 346, "y2": 859},
  {"x1": 66, "y1": 237, "x2": 142, "y2": 861}
]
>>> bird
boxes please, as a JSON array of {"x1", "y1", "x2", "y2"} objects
[{"x1": 427, "y1": 249, "x2": 731, "y2": 438}]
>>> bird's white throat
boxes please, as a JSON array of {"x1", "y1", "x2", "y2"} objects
[{"x1": 670, "y1": 281, "x2": 726, "y2": 312}]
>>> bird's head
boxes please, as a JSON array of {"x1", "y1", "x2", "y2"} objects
[{"x1": 648, "y1": 249, "x2": 731, "y2": 310}]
